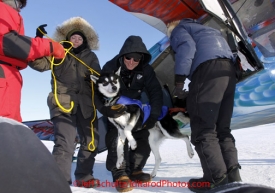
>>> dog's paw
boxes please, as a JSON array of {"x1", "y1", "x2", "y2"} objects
[
  {"x1": 116, "y1": 163, "x2": 122, "y2": 169},
  {"x1": 188, "y1": 145, "x2": 195, "y2": 158},
  {"x1": 130, "y1": 141, "x2": 137, "y2": 150},
  {"x1": 116, "y1": 162, "x2": 123, "y2": 169},
  {"x1": 151, "y1": 172, "x2": 156, "y2": 178},
  {"x1": 189, "y1": 151, "x2": 195, "y2": 158}
]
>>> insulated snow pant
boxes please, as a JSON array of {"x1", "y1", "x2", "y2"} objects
[
  {"x1": 187, "y1": 59, "x2": 239, "y2": 182},
  {"x1": 105, "y1": 119, "x2": 151, "y2": 181},
  {"x1": 52, "y1": 107, "x2": 99, "y2": 184},
  {"x1": 0, "y1": 64, "x2": 22, "y2": 122},
  {"x1": 0, "y1": 117, "x2": 72, "y2": 193}
]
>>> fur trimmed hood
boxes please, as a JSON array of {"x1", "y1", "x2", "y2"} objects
[
  {"x1": 53, "y1": 17, "x2": 99, "y2": 50},
  {"x1": 2, "y1": 0, "x2": 27, "y2": 9},
  {"x1": 166, "y1": 20, "x2": 180, "y2": 38}
]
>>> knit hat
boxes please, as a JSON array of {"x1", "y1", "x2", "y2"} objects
[{"x1": 66, "y1": 30, "x2": 86, "y2": 41}]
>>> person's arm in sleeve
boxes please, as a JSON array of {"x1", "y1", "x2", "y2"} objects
[
  {"x1": 89, "y1": 52, "x2": 101, "y2": 76},
  {"x1": 142, "y1": 65, "x2": 163, "y2": 129},
  {"x1": 0, "y1": 31, "x2": 65, "y2": 60},
  {"x1": 170, "y1": 27, "x2": 195, "y2": 98},
  {"x1": 170, "y1": 27, "x2": 196, "y2": 77},
  {"x1": 28, "y1": 56, "x2": 52, "y2": 72}
]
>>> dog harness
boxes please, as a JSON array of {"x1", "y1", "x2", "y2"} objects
[{"x1": 116, "y1": 96, "x2": 168, "y2": 124}]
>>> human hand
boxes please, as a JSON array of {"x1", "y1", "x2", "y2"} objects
[
  {"x1": 173, "y1": 75, "x2": 188, "y2": 99},
  {"x1": 62, "y1": 42, "x2": 72, "y2": 49},
  {"x1": 143, "y1": 116, "x2": 157, "y2": 129},
  {"x1": 100, "y1": 105, "x2": 127, "y2": 118},
  {"x1": 84, "y1": 71, "x2": 94, "y2": 82},
  {"x1": 51, "y1": 41, "x2": 65, "y2": 59},
  {"x1": 173, "y1": 83, "x2": 188, "y2": 100},
  {"x1": 36, "y1": 24, "x2": 47, "y2": 38}
]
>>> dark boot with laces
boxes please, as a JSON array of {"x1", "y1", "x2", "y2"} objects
[
  {"x1": 228, "y1": 164, "x2": 242, "y2": 183},
  {"x1": 189, "y1": 177, "x2": 206, "y2": 185},
  {"x1": 129, "y1": 171, "x2": 151, "y2": 183},
  {"x1": 115, "y1": 176, "x2": 133, "y2": 192},
  {"x1": 188, "y1": 174, "x2": 228, "y2": 193}
]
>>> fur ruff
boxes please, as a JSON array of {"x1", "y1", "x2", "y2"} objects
[
  {"x1": 53, "y1": 17, "x2": 99, "y2": 50},
  {"x1": 166, "y1": 20, "x2": 180, "y2": 38}
]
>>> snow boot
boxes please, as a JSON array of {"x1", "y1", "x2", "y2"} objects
[
  {"x1": 228, "y1": 164, "x2": 242, "y2": 182},
  {"x1": 74, "y1": 177, "x2": 100, "y2": 188},
  {"x1": 189, "y1": 177, "x2": 205, "y2": 185},
  {"x1": 115, "y1": 176, "x2": 133, "y2": 192},
  {"x1": 188, "y1": 174, "x2": 228, "y2": 193},
  {"x1": 129, "y1": 171, "x2": 151, "y2": 183}
]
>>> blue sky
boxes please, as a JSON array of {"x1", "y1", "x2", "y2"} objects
[{"x1": 20, "y1": 0, "x2": 165, "y2": 121}]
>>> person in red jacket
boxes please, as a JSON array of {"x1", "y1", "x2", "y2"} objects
[{"x1": 0, "y1": 0, "x2": 65, "y2": 122}]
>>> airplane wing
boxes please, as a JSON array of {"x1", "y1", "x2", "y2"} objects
[
  {"x1": 109, "y1": 0, "x2": 207, "y2": 34},
  {"x1": 23, "y1": 117, "x2": 108, "y2": 154}
]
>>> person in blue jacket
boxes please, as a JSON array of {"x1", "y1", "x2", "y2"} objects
[{"x1": 167, "y1": 18, "x2": 242, "y2": 192}]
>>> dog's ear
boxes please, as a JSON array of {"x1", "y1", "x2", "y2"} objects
[
  {"x1": 115, "y1": 67, "x2": 121, "y2": 76},
  {"x1": 90, "y1": 75, "x2": 99, "y2": 83}
]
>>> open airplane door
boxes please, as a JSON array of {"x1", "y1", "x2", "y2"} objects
[{"x1": 109, "y1": 0, "x2": 275, "y2": 130}]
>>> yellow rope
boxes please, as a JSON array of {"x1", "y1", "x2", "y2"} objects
[
  {"x1": 88, "y1": 77, "x2": 97, "y2": 151},
  {"x1": 39, "y1": 28, "x2": 98, "y2": 151},
  {"x1": 50, "y1": 43, "x2": 74, "y2": 113}
]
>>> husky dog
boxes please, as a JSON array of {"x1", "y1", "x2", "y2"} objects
[{"x1": 91, "y1": 69, "x2": 194, "y2": 177}]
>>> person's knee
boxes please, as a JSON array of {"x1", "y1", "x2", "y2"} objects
[{"x1": 218, "y1": 133, "x2": 235, "y2": 142}]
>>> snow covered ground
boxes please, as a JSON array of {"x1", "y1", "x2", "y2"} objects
[{"x1": 43, "y1": 123, "x2": 275, "y2": 193}]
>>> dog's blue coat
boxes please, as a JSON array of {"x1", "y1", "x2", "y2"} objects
[{"x1": 117, "y1": 95, "x2": 168, "y2": 124}]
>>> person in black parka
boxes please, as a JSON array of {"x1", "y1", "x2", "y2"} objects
[
  {"x1": 96, "y1": 35, "x2": 163, "y2": 192},
  {"x1": 29, "y1": 17, "x2": 101, "y2": 188}
]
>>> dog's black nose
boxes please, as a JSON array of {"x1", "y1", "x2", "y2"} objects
[{"x1": 112, "y1": 86, "x2": 117, "y2": 91}]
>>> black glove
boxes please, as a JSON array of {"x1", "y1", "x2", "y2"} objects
[
  {"x1": 84, "y1": 71, "x2": 92, "y2": 82},
  {"x1": 143, "y1": 116, "x2": 158, "y2": 130},
  {"x1": 173, "y1": 83, "x2": 189, "y2": 99},
  {"x1": 100, "y1": 105, "x2": 127, "y2": 118},
  {"x1": 173, "y1": 75, "x2": 188, "y2": 99},
  {"x1": 62, "y1": 41, "x2": 72, "y2": 49},
  {"x1": 36, "y1": 24, "x2": 47, "y2": 38}
]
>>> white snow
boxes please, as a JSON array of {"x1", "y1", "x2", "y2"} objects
[{"x1": 42, "y1": 123, "x2": 275, "y2": 192}]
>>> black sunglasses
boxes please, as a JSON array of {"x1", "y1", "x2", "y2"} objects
[{"x1": 124, "y1": 56, "x2": 140, "y2": 62}]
